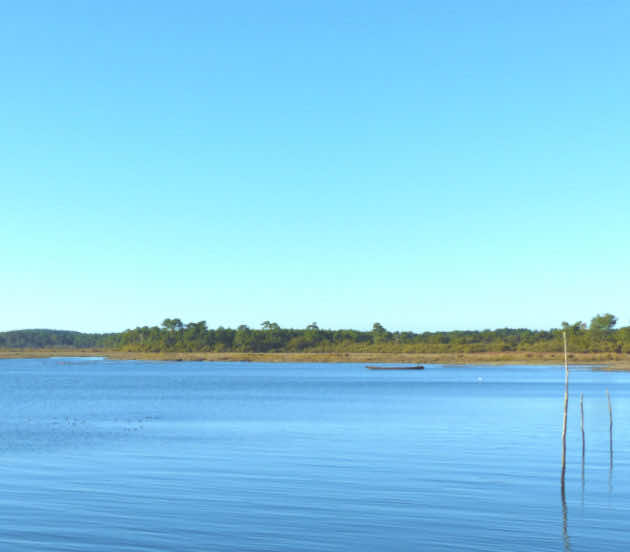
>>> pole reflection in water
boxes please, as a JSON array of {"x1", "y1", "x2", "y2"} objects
[
  {"x1": 607, "y1": 390, "x2": 613, "y2": 493},
  {"x1": 561, "y1": 482, "x2": 571, "y2": 552},
  {"x1": 580, "y1": 393, "x2": 586, "y2": 505}
]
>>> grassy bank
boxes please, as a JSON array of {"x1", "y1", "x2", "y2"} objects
[{"x1": 2, "y1": 349, "x2": 630, "y2": 368}]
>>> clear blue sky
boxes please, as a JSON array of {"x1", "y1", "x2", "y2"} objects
[{"x1": 2, "y1": 1, "x2": 629, "y2": 333}]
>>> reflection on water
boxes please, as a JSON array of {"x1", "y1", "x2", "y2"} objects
[
  {"x1": 561, "y1": 480, "x2": 571, "y2": 552},
  {"x1": 0, "y1": 359, "x2": 628, "y2": 551},
  {"x1": 607, "y1": 389, "x2": 614, "y2": 494}
]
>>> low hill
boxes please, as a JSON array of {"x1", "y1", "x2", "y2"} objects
[{"x1": 0, "y1": 329, "x2": 112, "y2": 349}]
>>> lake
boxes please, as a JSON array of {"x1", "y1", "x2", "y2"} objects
[{"x1": 0, "y1": 358, "x2": 628, "y2": 551}]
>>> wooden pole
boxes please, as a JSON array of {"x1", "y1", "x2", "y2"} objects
[
  {"x1": 561, "y1": 331, "x2": 569, "y2": 484},
  {"x1": 560, "y1": 331, "x2": 571, "y2": 551}
]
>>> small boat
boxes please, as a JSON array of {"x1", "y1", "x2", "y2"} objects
[{"x1": 366, "y1": 365, "x2": 424, "y2": 370}]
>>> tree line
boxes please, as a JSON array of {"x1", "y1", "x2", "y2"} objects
[{"x1": 1, "y1": 314, "x2": 628, "y2": 354}]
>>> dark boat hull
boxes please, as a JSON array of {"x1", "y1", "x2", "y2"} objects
[{"x1": 366, "y1": 365, "x2": 424, "y2": 370}]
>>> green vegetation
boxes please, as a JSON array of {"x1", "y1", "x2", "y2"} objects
[
  {"x1": 1, "y1": 314, "x2": 629, "y2": 354},
  {"x1": 0, "y1": 329, "x2": 118, "y2": 349}
]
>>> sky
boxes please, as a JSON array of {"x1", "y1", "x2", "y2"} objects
[{"x1": 2, "y1": 1, "x2": 629, "y2": 333}]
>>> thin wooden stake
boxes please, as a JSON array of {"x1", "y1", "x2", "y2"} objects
[
  {"x1": 561, "y1": 331, "x2": 569, "y2": 484},
  {"x1": 560, "y1": 331, "x2": 571, "y2": 550}
]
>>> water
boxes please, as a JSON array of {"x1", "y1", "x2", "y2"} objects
[{"x1": 0, "y1": 359, "x2": 629, "y2": 551}]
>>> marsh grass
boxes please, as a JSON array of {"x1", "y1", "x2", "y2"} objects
[{"x1": 2, "y1": 348, "x2": 630, "y2": 368}]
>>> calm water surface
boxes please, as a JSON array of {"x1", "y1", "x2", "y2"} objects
[{"x1": 1, "y1": 359, "x2": 629, "y2": 551}]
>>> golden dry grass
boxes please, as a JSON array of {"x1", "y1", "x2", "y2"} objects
[{"x1": 1, "y1": 348, "x2": 629, "y2": 368}]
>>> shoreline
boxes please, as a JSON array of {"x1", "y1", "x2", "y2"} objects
[{"x1": 1, "y1": 349, "x2": 629, "y2": 369}]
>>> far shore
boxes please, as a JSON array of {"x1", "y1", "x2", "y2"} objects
[{"x1": 1, "y1": 349, "x2": 630, "y2": 369}]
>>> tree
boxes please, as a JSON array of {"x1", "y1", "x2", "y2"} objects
[
  {"x1": 302, "y1": 322, "x2": 321, "y2": 349},
  {"x1": 214, "y1": 326, "x2": 235, "y2": 351},
  {"x1": 234, "y1": 325, "x2": 255, "y2": 351},
  {"x1": 372, "y1": 322, "x2": 390, "y2": 343},
  {"x1": 183, "y1": 321, "x2": 208, "y2": 350},
  {"x1": 162, "y1": 318, "x2": 184, "y2": 332},
  {"x1": 561, "y1": 321, "x2": 586, "y2": 334},
  {"x1": 589, "y1": 313, "x2": 617, "y2": 334},
  {"x1": 588, "y1": 313, "x2": 618, "y2": 351}
]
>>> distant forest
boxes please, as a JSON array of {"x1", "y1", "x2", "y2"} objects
[{"x1": 1, "y1": 314, "x2": 628, "y2": 354}]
